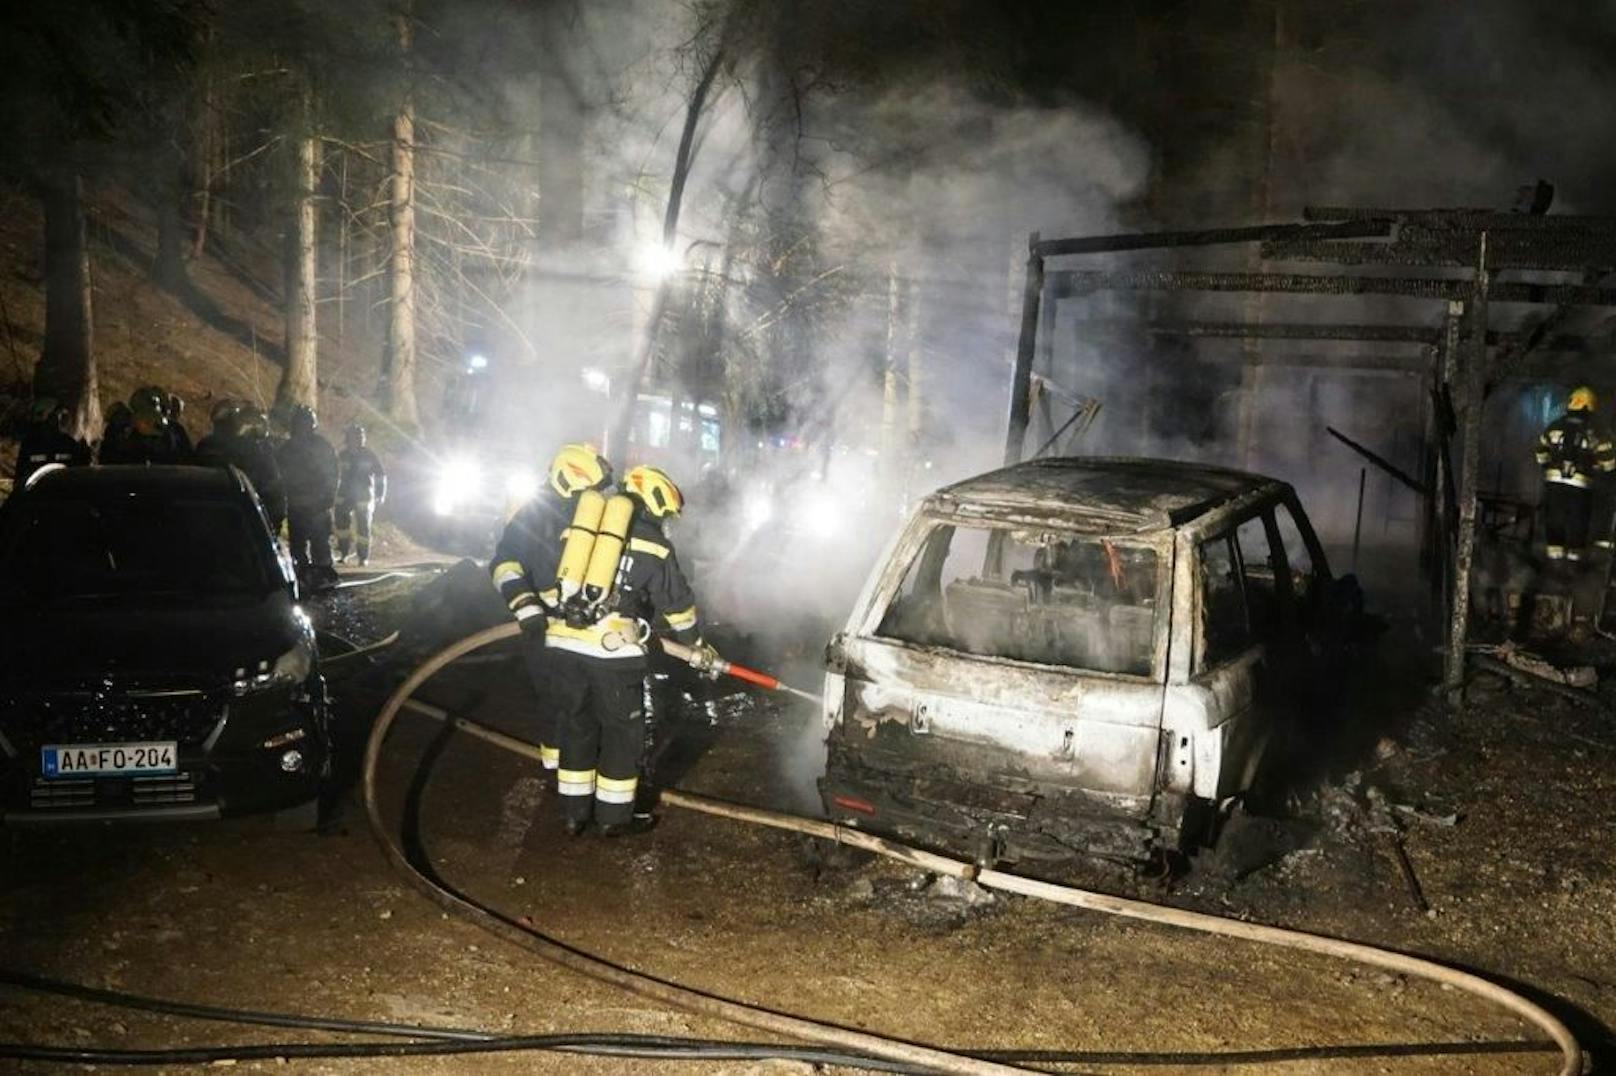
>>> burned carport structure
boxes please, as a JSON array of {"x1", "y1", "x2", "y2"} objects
[{"x1": 1001, "y1": 208, "x2": 1616, "y2": 695}]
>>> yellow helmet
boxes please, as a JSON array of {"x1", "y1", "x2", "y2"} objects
[
  {"x1": 622, "y1": 464, "x2": 684, "y2": 519},
  {"x1": 548, "y1": 442, "x2": 611, "y2": 497},
  {"x1": 1569, "y1": 386, "x2": 1598, "y2": 412}
]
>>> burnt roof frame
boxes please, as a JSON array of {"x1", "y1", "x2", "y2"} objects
[{"x1": 1002, "y1": 209, "x2": 1616, "y2": 701}]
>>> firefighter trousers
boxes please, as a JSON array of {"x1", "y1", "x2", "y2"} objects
[
  {"x1": 334, "y1": 497, "x2": 375, "y2": 561},
  {"x1": 287, "y1": 502, "x2": 335, "y2": 571},
  {"x1": 517, "y1": 629, "x2": 560, "y2": 771},
  {"x1": 1544, "y1": 481, "x2": 1593, "y2": 560},
  {"x1": 550, "y1": 651, "x2": 645, "y2": 827}
]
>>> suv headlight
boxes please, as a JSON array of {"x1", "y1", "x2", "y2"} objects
[
  {"x1": 236, "y1": 640, "x2": 313, "y2": 694},
  {"x1": 271, "y1": 640, "x2": 314, "y2": 685}
]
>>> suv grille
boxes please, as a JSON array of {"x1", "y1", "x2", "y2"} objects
[
  {"x1": 1, "y1": 692, "x2": 227, "y2": 757},
  {"x1": 29, "y1": 772, "x2": 201, "y2": 810}
]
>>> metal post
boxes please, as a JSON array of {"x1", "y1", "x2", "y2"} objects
[
  {"x1": 1445, "y1": 233, "x2": 1489, "y2": 700},
  {"x1": 1002, "y1": 232, "x2": 1044, "y2": 466}
]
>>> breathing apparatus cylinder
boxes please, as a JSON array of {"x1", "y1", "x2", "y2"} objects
[
  {"x1": 555, "y1": 490, "x2": 606, "y2": 601},
  {"x1": 580, "y1": 495, "x2": 636, "y2": 611}
]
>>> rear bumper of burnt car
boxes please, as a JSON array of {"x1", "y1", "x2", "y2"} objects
[
  {"x1": 819, "y1": 751, "x2": 1159, "y2": 863},
  {"x1": 0, "y1": 688, "x2": 327, "y2": 825}
]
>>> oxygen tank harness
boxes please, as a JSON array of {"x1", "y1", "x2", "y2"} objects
[{"x1": 554, "y1": 491, "x2": 637, "y2": 629}]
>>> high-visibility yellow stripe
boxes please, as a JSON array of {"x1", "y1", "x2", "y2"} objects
[
  {"x1": 492, "y1": 560, "x2": 526, "y2": 585},
  {"x1": 628, "y1": 537, "x2": 669, "y2": 559},
  {"x1": 596, "y1": 786, "x2": 636, "y2": 805},
  {"x1": 596, "y1": 774, "x2": 637, "y2": 793},
  {"x1": 557, "y1": 767, "x2": 596, "y2": 796},
  {"x1": 509, "y1": 591, "x2": 537, "y2": 611},
  {"x1": 539, "y1": 745, "x2": 559, "y2": 769},
  {"x1": 664, "y1": 606, "x2": 697, "y2": 631}
]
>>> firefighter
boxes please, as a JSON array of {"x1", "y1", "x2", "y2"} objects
[
  {"x1": 197, "y1": 401, "x2": 288, "y2": 530},
  {"x1": 1535, "y1": 385, "x2": 1616, "y2": 561},
  {"x1": 165, "y1": 393, "x2": 194, "y2": 456},
  {"x1": 335, "y1": 424, "x2": 387, "y2": 565},
  {"x1": 276, "y1": 404, "x2": 339, "y2": 584},
  {"x1": 99, "y1": 389, "x2": 189, "y2": 464},
  {"x1": 15, "y1": 397, "x2": 90, "y2": 485},
  {"x1": 548, "y1": 463, "x2": 708, "y2": 837},
  {"x1": 490, "y1": 443, "x2": 613, "y2": 778}
]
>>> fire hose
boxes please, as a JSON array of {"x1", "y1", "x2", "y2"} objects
[{"x1": 364, "y1": 621, "x2": 1583, "y2": 1076}]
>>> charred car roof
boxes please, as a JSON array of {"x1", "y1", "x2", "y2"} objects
[
  {"x1": 926, "y1": 456, "x2": 1285, "y2": 532},
  {"x1": 22, "y1": 464, "x2": 249, "y2": 499}
]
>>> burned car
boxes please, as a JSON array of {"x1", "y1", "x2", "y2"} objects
[
  {"x1": 0, "y1": 466, "x2": 330, "y2": 826},
  {"x1": 820, "y1": 457, "x2": 1339, "y2": 864}
]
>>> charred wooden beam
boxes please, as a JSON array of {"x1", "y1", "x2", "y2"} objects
[
  {"x1": 1030, "y1": 219, "x2": 1391, "y2": 258},
  {"x1": 1326, "y1": 427, "x2": 1430, "y2": 495},
  {"x1": 1049, "y1": 268, "x2": 1616, "y2": 306}
]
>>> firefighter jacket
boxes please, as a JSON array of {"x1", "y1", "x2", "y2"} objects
[
  {"x1": 98, "y1": 426, "x2": 190, "y2": 465},
  {"x1": 1535, "y1": 411, "x2": 1615, "y2": 488},
  {"x1": 16, "y1": 426, "x2": 90, "y2": 485},
  {"x1": 490, "y1": 490, "x2": 570, "y2": 617},
  {"x1": 338, "y1": 446, "x2": 388, "y2": 505},
  {"x1": 277, "y1": 432, "x2": 339, "y2": 510},
  {"x1": 543, "y1": 513, "x2": 701, "y2": 664},
  {"x1": 198, "y1": 433, "x2": 287, "y2": 524}
]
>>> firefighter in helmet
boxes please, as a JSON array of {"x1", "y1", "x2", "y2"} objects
[
  {"x1": 99, "y1": 388, "x2": 189, "y2": 464},
  {"x1": 1535, "y1": 385, "x2": 1616, "y2": 561},
  {"x1": 335, "y1": 424, "x2": 387, "y2": 565},
  {"x1": 197, "y1": 400, "x2": 288, "y2": 531},
  {"x1": 15, "y1": 397, "x2": 90, "y2": 486},
  {"x1": 546, "y1": 463, "x2": 707, "y2": 837},
  {"x1": 276, "y1": 404, "x2": 339, "y2": 583},
  {"x1": 491, "y1": 443, "x2": 614, "y2": 778}
]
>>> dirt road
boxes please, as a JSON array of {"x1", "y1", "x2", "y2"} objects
[{"x1": 1, "y1": 576, "x2": 1610, "y2": 1074}]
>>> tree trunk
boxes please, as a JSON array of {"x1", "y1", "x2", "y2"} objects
[
  {"x1": 879, "y1": 259, "x2": 904, "y2": 472},
  {"x1": 276, "y1": 126, "x2": 320, "y2": 412},
  {"x1": 35, "y1": 174, "x2": 101, "y2": 443},
  {"x1": 607, "y1": 27, "x2": 729, "y2": 455},
  {"x1": 905, "y1": 275, "x2": 923, "y2": 448},
  {"x1": 536, "y1": 2, "x2": 584, "y2": 247},
  {"x1": 153, "y1": 158, "x2": 190, "y2": 292},
  {"x1": 379, "y1": 12, "x2": 418, "y2": 428},
  {"x1": 190, "y1": 61, "x2": 216, "y2": 260}
]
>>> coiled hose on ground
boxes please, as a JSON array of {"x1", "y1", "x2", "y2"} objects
[{"x1": 364, "y1": 622, "x2": 1583, "y2": 1076}]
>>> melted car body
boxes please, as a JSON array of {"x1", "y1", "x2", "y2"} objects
[{"x1": 820, "y1": 457, "x2": 1333, "y2": 863}]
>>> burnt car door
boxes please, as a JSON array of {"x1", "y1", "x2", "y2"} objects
[{"x1": 1181, "y1": 509, "x2": 1298, "y2": 803}]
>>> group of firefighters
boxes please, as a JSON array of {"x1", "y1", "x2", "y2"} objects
[
  {"x1": 14, "y1": 389, "x2": 388, "y2": 574},
  {"x1": 491, "y1": 443, "x2": 714, "y2": 837}
]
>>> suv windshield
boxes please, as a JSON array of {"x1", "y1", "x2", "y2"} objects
[
  {"x1": 876, "y1": 521, "x2": 1160, "y2": 676},
  {"x1": 0, "y1": 494, "x2": 276, "y2": 602}
]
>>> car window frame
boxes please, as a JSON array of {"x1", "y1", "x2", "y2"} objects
[
  {"x1": 1193, "y1": 502, "x2": 1298, "y2": 674},
  {"x1": 859, "y1": 510, "x2": 1175, "y2": 683}
]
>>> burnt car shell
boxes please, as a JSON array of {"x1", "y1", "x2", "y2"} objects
[
  {"x1": 820, "y1": 456, "x2": 1335, "y2": 864},
  {"x1": 0, "y1": 465, "x2": 329, "y2": 823}
]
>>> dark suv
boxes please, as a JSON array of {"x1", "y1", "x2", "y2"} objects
[{"x1": 0, "y1": 465, "x2": 329, "y2": 825}]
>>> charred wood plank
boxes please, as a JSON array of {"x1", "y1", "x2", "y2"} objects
[
  {"x1": 1326, "y1": 427, "x2": 1430, "y2": 495},
  {"x1": 1031, "y1": 219, "x2": 1390, "y2": 258},
  {"x1": 1049, "y1": 268, "x2": 1616, "y2": 306}
]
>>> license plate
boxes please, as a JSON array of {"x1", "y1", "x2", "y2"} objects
[{"x1": 41, "y1": 742, "x2": 178, "y2": 778}]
